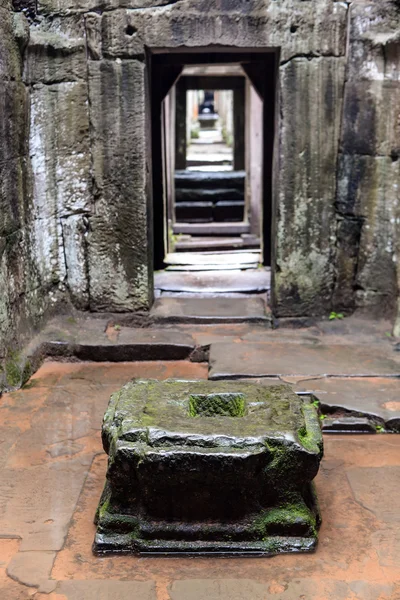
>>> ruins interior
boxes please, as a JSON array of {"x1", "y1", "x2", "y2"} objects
[
  {"x1": 153, "y1": 57, "x2": 271, "y2": 298},
  {"x1": 1, "y1": 0, "x2": 400, "y2": 597},
  {"x1": 2, "y1": 0, "x2": 400, "y2": 366}
]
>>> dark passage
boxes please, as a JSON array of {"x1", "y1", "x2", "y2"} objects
[{"x1": 150, "y1": 51, "x2": 277, "y2": 314}]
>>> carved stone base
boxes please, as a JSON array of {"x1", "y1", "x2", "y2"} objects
[{"x1": 93, "y1": 379, "x2": 323, "y2": 556}]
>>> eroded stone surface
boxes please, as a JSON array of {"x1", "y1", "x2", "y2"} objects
[
  {"x1": 7, "y1": 550, "x2": 55, "y2": 588},
  {"x1": 56, "y1": 580, "x2": 157, "y2": 599},
  {"x1": 1, "y1": 0, "x2": 400, "y2": 384},
  {"x1": 151, "y1": 296, "x2": 270, "y2": 324},
  {"x1": 209, "y1": 341, "x2": 400, "y2": 379},
  {"x1": 0, "y1": 361, "x2": 398, "y2": 598},
  {"x1": 274, "y1": 56, "x2": 345, "y2": 317},
  {"x1": 296, "y1": 377, "x2": 400, "y2": 432},
  {"x1": 95, "y1": 379, "x2": 322, "y2": 555},
  {"x1": 0, "y1": 6, "x2": 50, "y2": 380},
  {"x1": 87, "y1": 59, "x2": 150, "y2": 312}
]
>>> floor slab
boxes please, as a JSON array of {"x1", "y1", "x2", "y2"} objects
[
  {"x1": 209, "y1": 341, "x2": 400, "y2": 378},
  {"x1": 295, "y1": 377, "x2": 400, "y2": 430},
  {"x1": 1, "y1": 360, "x2": 400, "y2": 599},
  {"x1": 49, "y1": 436, "x2": 400, "y2": 600}
]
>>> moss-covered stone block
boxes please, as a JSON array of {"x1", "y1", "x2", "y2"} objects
[{"x1": 93, "y1": 379, "x2": 323, "y2": 556}]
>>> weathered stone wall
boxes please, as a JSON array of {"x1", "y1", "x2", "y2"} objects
[
  {"x1": 334, "y1": 1, "x2": 400, "y2": 321},
  {"x1": 0, "y1": 2, "x2": 50, "y2": 372},
  {"x1": 273, "y1": 56, "x2": 346, "y2": 316},
  {"x1": 1, "y1": 0, "x2": 400, "y2": 331},
  {"x1": 22, "y1": 6, "x2": 152, "y2": 313}
]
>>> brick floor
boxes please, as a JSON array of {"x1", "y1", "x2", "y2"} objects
[{"x1": 0, "y1": 361, "x2": 399, "y2": 599}]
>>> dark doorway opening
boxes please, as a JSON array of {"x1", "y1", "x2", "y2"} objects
[
  {"x1": 173, "y1": 72, "x2": 246, "y2": 242},
  {"x1": 149, "y1": 50, "x2": 278, "y2": 303}
]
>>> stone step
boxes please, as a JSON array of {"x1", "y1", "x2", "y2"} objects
[
  {"x1": 165, "y1": 249, "x2": 260, "y2": 271},
  {"x1": 186, "y1": 157, "x2": 233, "y2": 168},
  {"x1": 173, "y1": 222, "x2": 250, "y2": 236},
  {"x1": 165, "y1": 251, "x2": 261, "y2": 266},
  {"x1": 175, "y1": 202, "x2": 214, "y2": 222},
  {"x1": 175, "y1": 201, "x2": 245, "y2": 223},
  {"x1": 175, "y1": 188, "x2": 244, "y2": 203},
  {"x1": 154, "y1": 269, "x2": 270, "y2": 295},
  {"x1": 174, "y1": 235, "x2": 261, "y2": 252},
  {"x1": 35, "y1": 319, "x2": 198, "y2": 362},
  {"x1": 175, "y1": 170, "x2": 245, "y2": 190},
  {"x1": 151, "y1": 297, "x2": 271, "y2": 324},
  {"x1": 214, "y1": 200, "x2": 245, "y2": 222},
  {"x1": 295, "y1": 377, "x2": 400, "y2": 432}
]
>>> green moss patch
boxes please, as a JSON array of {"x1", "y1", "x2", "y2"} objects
[
  {"x1": 254, "y1": 503, "x2": 317, "y2": 537},
  {"x1": 188, "y1": 393, "x2": 246, "y2": 418}
]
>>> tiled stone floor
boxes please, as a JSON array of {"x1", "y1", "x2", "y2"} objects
[{"x1": 1, "y1": 360, "x2": 400, "y2": 599}]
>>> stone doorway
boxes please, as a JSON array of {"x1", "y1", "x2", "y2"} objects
[{"x1": 150, "y1": 50, "x2": 278, "y2": 314}]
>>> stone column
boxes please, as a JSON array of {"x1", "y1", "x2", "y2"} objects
[
  {"x1": 333, "y1": 2, "x2": 400, "y2": 320},
  {"x1": 87, "y1": 59, "x2": 151, "y2": 311},
  {"x1": 175, "y1": 78, "x2": 187, "y2": 171},
  {"x1": 233, "y1": 83, "x2": 245, "y2": 171},
  {"x1": 273, "y1": 57, "x2": 346, "y2": 317}
]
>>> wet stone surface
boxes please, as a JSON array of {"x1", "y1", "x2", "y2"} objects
[{"x1": 94, "y1": 379, "x2": 323, "y2": 556}]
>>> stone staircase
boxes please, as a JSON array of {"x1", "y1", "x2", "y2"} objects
[{"x1": 174, "y1": 170, "x2": 247, "y2": 228}]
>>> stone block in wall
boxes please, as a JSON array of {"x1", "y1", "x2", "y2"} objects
[
  {"x1": 347, "y1": 2, "x2": 400, "y2": 83},
  {"x1": 340, "y1": 80, "x2": 400, "y2": 158},
  {"x1": 29, "y1": 82, "x2": 91, "y2": 290},
  {"x1": 336, "y1": 2, "x2": 400, "y2": 317},
  {"x1": 87, "y1": 60, "x2": 150, "y2": 312},
  {"x1": 0, "y1": 79, "x2": 29, "y2": 238},
  {"x1": 0, "y1": 158, "x2": 26, "y2": 239},
  {"x1": 98, "y1": 1, "x2": 347, "y2": 60},
  {"x1": 101, "y1": 11, "x2": 145, "y2": 59},
  {"x1": 30, "y1": 82, "x2": 90, "y2": 210},
  {"x1": 37, "y1": 0, "x2": 177, "y2": 15},
  {"x1": 85, "y1": 13, "x2": 102, "y2": 60},
  {"x1": 0, "y1": 82, "x2": 29, "y2": 164},
  {"x1": 332, "y1": 216, "x2": 363, "y2": 311},
  {"x1": 0, "y1": 8, "x2": 22, "y2": 81},
  {"x1": 0, "y1": 224, "x2": 50, "y2": 362},
  {"x1": 273, "y1": 57, "x2": 346, "y2": 317},
  {"x1": 0, "y1": 5, "x2": 54, "y2": 360},
  {"x1": 336, "y1": 153, "x2": 400, "y2": 315},
  {"x1": 29, "y1": 214, "x2": 67, "y2": 289},
  {"x1": 0, "y1": 231, "x2": 26, "y2": 306},
  {"x1": 354, "y1": 156, "x2": 400, "y2": 314},
  {"x1": 0, "y1": 230, "x2": 26, "y2": 351},
  {"x1": 61, "y1": 215, "x2": 89, "y2": 309},
  {"x1": 24, "y1": 16, "x2": 86, "y2": 84},
  {"x1": 13, "y1": 0, "x2": 37, "y2": 17},
  {"x1": 12, "y1": 13, "x2": 30, "y2": 55}
]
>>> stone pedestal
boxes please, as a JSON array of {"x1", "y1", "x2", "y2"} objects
[
  {"x1": 198, "y1": 113, "x2": 219, "y2": 129},
  {"x1": 93, "y1": 379, "x2": 323, "y2": 556}
]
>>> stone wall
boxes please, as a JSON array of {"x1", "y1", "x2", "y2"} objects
[
  {"x1": 334, "y1": 1, "x2": 400, "y2": 321},
  {"x1": 1, "y1": 0, "x2": 400, "y2": 337},
  {"x1": 21, "y1": 6, "x2": 152, "y2": 313},
  {"x1": 0, "y1": 2, "x2": 51, "y2": 372}
]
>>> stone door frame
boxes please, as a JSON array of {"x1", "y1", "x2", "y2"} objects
[{"x1": 148, "y1": 48, "x2": 279, "y2": 273}]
